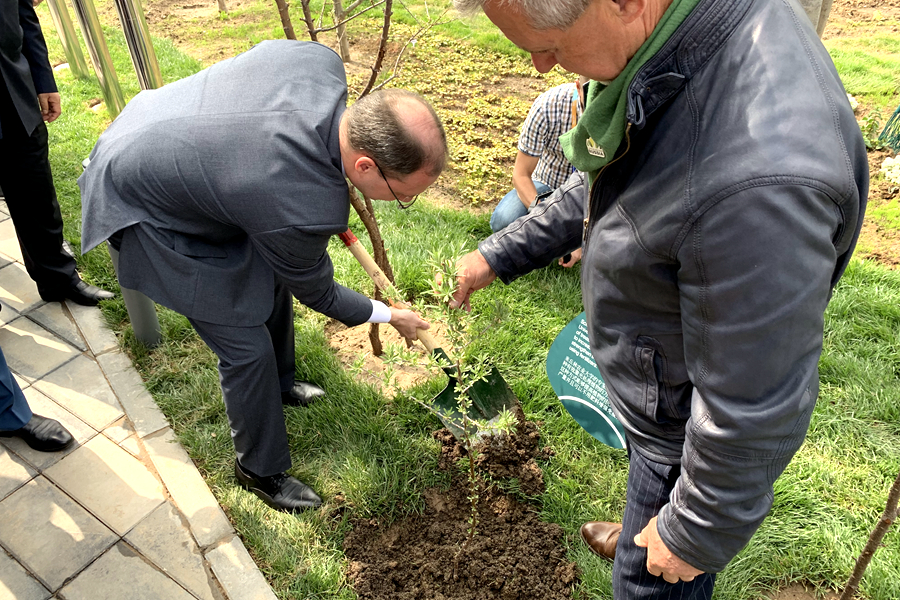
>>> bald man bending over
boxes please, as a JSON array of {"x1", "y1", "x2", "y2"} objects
[{"x1": 79, "y1": 40, "x2": 447, "y2": 512}]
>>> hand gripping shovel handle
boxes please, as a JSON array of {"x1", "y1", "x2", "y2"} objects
[{"x1": 338, "y1": 229, "x2": 440, "y2": 353}]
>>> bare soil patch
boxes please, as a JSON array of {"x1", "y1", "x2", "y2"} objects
[
  {"x1": 855, "y1": 150, "x2": 900, "y2": 266},
  {"x1": 343, "y1": 412, "x2": 576, "y2": 600},
  {"x1": 325, "y1": 320, "x2": 453, "y2": 394}
]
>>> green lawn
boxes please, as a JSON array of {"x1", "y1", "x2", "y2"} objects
[{"x1": 36, "y1": 2, "x2": 900, "y2": 599}]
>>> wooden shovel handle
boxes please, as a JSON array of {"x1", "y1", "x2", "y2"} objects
[{"x1": 338, "y1": 229, "x2": 440, "y2": 353}]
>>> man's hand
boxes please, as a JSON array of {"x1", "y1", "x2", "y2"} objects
[
  {"x1": 388, "y1": 307, "x2": 430, "y2": 341},
  {"x1": 450, "y1": 250, "x2": 497, "y2": 311},
  {"x1": 37, "y1": 92, "x2": 61, "y2": 123},
  {"x1": 559, "y1": 247, "x2": 583, "y2": 268},
  {"x1": 634, "y1": 516, "x2": 705, "y2": 584}
]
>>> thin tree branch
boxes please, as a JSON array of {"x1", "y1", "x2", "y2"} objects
[
  {"x1": 312, "y1": 0, "x2": 385, "y2": 33},
  {"x1": 343, "y1": 0, "x2": 369, "y2": 13},
  {"x1": 371, "y1": 13, "x2": 449, "y2": 93},
  {"x1": 358, "y1": 0, "x2": 392, "y2": 98},
  {"x1": 840, "y1": 468, "x2": 900, "y2": 600}
]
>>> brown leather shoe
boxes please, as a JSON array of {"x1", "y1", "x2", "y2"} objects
[{"x1": 581, "y1": 521, "x2": 622, "y2": 562}]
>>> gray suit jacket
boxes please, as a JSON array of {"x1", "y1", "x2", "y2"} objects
[{"x1": 79, "y1": 40, "x2": 371, "y2": 327}]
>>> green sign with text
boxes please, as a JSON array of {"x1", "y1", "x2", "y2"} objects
[{"x1": 546, "y1": 313, "x2": 626, "y2": 450}]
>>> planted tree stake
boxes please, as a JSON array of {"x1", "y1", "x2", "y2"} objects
[{"x1": 840, "y1": 468, "x2": 900, "y2": 600}]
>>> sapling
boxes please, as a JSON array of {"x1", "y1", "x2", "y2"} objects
[{"x1": 422, "y1": 246, "x2": 516, "y2": 568}]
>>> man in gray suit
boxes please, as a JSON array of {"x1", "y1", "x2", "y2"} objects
[{"x1": 79, "y1": 40, "x2": 447, "y2": 512}]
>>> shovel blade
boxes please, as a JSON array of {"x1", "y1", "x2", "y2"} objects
[{"x1": 427, "y1": 348, "x2": 519, "y2": 441}]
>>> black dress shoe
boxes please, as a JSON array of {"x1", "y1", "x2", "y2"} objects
[
  {"x1": 0, "y1": 414, "x2": 74, "y2": 452},
  {"x1": 39, "y1": 279, "x2": 116, "y2": 306},
  {"x1": 281, "y1": 381, "x2": 326, "y2": 407},
  {"x1": 234, "y1": 460, "x2": 322, "y2": 512}
]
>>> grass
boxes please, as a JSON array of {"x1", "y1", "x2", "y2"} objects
[{"x1": 34, "y1": 1, "x2": 900, "y2": 598}]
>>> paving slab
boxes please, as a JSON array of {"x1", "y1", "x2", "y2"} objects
[
  {"x1": 66, "y1": 301, "x2": 118, "y2": 356},
  {"x1": 102, "y1": 416, "x2": 134, "y2": 444},
  {"x1": 142, "y1": 428, "x2": 232, "y2": 549},
  {"x1": 44, "y1": 434, "x2": 165, "y2": 536},
  {"x1": 0, "y1": 299, "x2": 17, "y2": 326},
  {"x1": 26, "y1": 302, "x2": 87, "y2": 351},
  {"x1": 0, "y1": 444, "x2": 37, "y2": 501},
  {"x1": 0, "y1": 263, "x2": 44, "y2": 314},
  {"x1": 0, "y1": 387, "x2": 97, "y2": 471},
  {"x1": 206, "y1": 536, "x2": 278, "y2": 600},
  {"x1": 0, "y1": 547, "x2": 51, "y2": 600},
  {"x1": 57, "y1": 541, "x2": 197, "y2": 600},
  {"x1": 97, "y1": 351, "x2": 169, "y2": 438},
  {"x1": 0, "y1": 217, "x2": 24, "y2": 263},
  {"x1": 12, "y1": 371, "x2": 29, "y2": 389},
  {"x1": 33, "y1": 355, "x2": 124, "y2": 431},
  {"x1": 126, "y1": 501, "x2": 217, "y2": 600},
  {"x1": 0, "y1": 477, "x2": 117, "y2": 592},
  {"x1": 0, "y1": 316, "x2": 77, "y2": 383},
  {"x1": 119, "y1": 434, "x2": 142, "y2": 457}
]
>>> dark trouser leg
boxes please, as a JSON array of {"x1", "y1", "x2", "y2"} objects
[
  {"x1": 267, "y1": 276, "x2": 296, "y2": 394},
  {"x1": 0, "y1": 346, "x2": 32, "y2": 431},
  {"x1": 188, "y1": 316, "x2": 292, "y2": 477},
  {"x1": 613, "y1": 448, "x2": 716, "y2": 600},
  {"x1": 0, "y1": 85, "x2": 78, "y2": 291}
]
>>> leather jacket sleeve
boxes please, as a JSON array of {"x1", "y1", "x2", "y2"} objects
[
  {"x1": 478, "y1": 171, "x2": 586, "y2": 281},
  {"x1": 656, "y1": 183, "x2": 841, "y2": 572}
]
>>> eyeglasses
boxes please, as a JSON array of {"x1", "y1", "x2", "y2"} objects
[{"x1": 373, "y1": 159, "x2": 418, "y2": 209}]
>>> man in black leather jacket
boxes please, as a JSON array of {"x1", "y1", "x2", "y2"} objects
[{"x1": 451, "y1": 0, "x2": 868, "y2": 597}]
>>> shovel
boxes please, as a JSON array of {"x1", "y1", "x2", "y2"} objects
[{"x1": 338, "y1": 228, "x2": 519, "y2": 440}]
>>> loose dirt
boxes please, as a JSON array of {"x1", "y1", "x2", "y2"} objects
[
  {"x1": 343, "y1": 411, "x2": 576, "y2": 600},
  {"x1": 325, "y1": 319, "x2": 452, "y2": 394}
]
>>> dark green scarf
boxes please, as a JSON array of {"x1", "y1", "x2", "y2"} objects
[{"x1": 559, "y1": 0, "x2": 700, "y2": 178}]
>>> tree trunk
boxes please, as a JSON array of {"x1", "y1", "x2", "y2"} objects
[
  {"x1": 273, "y1": 0, "x2": 297, "y2": 40},
  {"x1": 333, "y1": 0, "x2": 351, "y2": 62},
  {"x1": 349, "y1": 187, "x2": 395, "y2": 356},
  {"x1": 840, "y1": 468, "x2": 900, "y2": 600},
  {"x1": 299, "y1": 0, "x2": 318, "y2": 41},
  {"x1": 216, "y1": 0, "x2": 227, "y2": 13}
]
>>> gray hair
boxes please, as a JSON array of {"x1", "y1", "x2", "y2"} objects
[
  {"x1": 453, "y1": 0, "x2": 592, "y2": 30},
  {"x1": 345, "y1": 89, "x2": 448, "y2": 178}
]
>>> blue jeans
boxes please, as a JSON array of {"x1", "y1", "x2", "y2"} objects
[
  {"x1": 490, "y1": 180, "x2": 554, "y2": 232},
  {"x1": 0, "y1": 346, "x2": 32, "y2": 431}
]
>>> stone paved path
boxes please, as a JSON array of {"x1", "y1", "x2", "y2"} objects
[{"x1": 0, "y1": 201, "x2": 276, "y2": 600}]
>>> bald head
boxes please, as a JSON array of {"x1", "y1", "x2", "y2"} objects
[{"x1": 344, "y1": 89, "x2": 448, "y2": 178}]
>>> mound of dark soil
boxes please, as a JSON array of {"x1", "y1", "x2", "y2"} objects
[{"x1": 343, "y1": 414, "x2": 577, "y2": 600}]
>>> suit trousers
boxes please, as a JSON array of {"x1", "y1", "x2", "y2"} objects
[
  {"x1": 613, "y1": 447, "x2": 716, "y2": 600},
  {"x1": 0, "y1": 345, "x2": 32, "y2": 431},
  {"x1": 187, "y1": 275, "x2": 296, "y2": 477},
  {"x1": 0, "y1": 79, "x2": 77, "y2": 292}
]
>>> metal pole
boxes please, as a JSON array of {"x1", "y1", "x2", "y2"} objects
[
  {"x1": 107, "y1": 244, "x2": 162, "y2": 347},
  {"x1": 45, "y1": 0, "x2": 90, "y2": 79},
  {"x1": 69, "y1": 0, "x2": 126, "y2": 117},
  {"x1": 112, "y1": 0, "x2": 163, "y2": 90}
]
